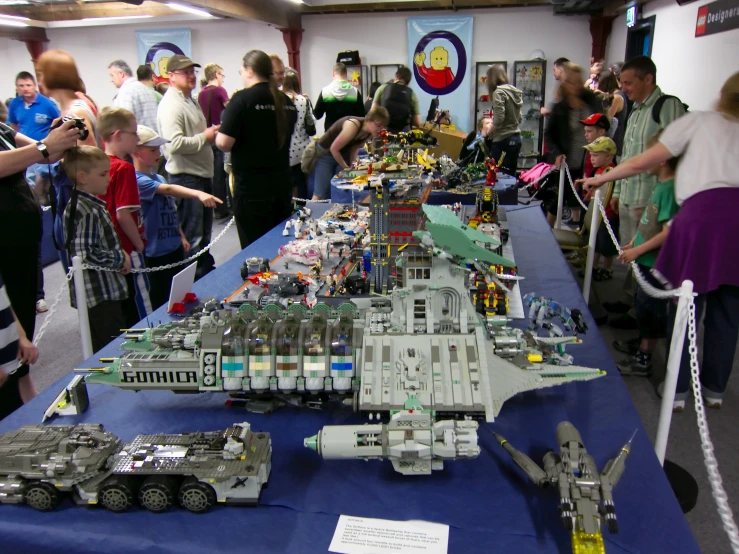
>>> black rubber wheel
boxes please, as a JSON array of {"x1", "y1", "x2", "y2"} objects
[
  {"x1": 178, "y1": 477, "x2": 216, "y2": 514},
  {"x1": 100, "y1": 475, "x2": 138, "y2": 513},
  {"x1": 138, "y1": 475, "x2": 179, "y2": 513},
  {"x1": 25, "y1": 481, "x2": 62, "y2": 512}
]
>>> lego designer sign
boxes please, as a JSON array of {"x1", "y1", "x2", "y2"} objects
[{"x1": 695, "y1": 0, "x2": 739, "y2": 37}]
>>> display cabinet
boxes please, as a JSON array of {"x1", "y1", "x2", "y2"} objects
[
  {"x1": 473, "y1": 61, "x2": 507, "y2": 129},
  {"x1": 345, "y1": 65, "x2": 370, "y2": 99},
  {"x1": 370, "y1": 64, "x2": 402, "y2": 85},
  {"x1": 513, "y1": 59, "x2": 547, "y2": 170}
]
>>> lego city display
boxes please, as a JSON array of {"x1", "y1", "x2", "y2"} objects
[
  {"x1": 0, "y1": 421, "x2": 271, "y2": 513},
  {"x1": 495, "y1": 422, "x2": 634, "y2": 554}
]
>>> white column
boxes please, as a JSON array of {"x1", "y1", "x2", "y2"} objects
[
  {"x1": 555, "y1": 163, "x2": 566, "y2": 229},
  {"x1": 582, "y1": 189, "x2": 602, "y2": 302},
  {"x1": 72, "y1": 256, "x2": 94, "y2": 360}
]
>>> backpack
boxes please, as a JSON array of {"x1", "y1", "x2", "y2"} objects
[
  {"x1": 651, "y1": 94, "x2": 689, "y2": 124},
  {"x1": 304, "y1": 97, "x2": 317, "y2": 137},
  {"x1": 381, "y1": 83, "x2": 412, "y2": 132}
]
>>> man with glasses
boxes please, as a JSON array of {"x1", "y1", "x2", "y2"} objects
[
  {"x1": 157, "y1": 55, "x2": 219, "y2": 278},
  {"x1": 109, "y1": 59, "x2": 159, "y2": 130},
  {"x1": 198, "y1": 63, "x2": 231, "y2": 219}
]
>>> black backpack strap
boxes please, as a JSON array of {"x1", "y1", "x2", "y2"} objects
[{"x1": 651, "y1": 94, "x2": 687, "y2": 125}]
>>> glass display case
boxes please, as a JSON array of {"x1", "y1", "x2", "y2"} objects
[
  {"x1": 473, "y1": 61, "x2": 507, "y2": 128},
  {"x1": 513, "y1": 59, "x2": 547, "y2": 170},
  {"x1": 370, "y1": 64, "x2": 402, "y2": 85},
  {"x1": 345, "y1": 64, "x2": 370, "y2": 99}
]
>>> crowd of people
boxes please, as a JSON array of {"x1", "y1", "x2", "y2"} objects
[{"x1": 0, "y1": 46, "x2": 736, "y2": 422}]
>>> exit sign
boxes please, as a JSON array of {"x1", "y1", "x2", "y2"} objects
[{"x1": 626, "y1": 6, "x2": 638, "y2": 27}]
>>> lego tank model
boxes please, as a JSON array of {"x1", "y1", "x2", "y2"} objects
[
  {"x1": 81, "y1": 205, "x2": 604, "y2": 475},
  {"x1": 0, "y1": 422, "x2": 270, "y2": 513}
]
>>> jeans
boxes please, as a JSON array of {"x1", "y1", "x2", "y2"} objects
[
  {"x1": 168, "y1": 173, "x2": 216, "y2": 278},
  {"x1": 670, "y1": 285, "x2": 739, "y2": 400},
  {"x1": 313, "y1": 148, "x2": 341, "y2": 200},
  {"x1": 490, "y1": 133, "x2": 522, "y2": 175},
  {"x1": 211, "y1": 145, "x2": 231, "y2": 216},
  {"x1": 145, "y1": 245, "x2": 185, "y2": 310}
]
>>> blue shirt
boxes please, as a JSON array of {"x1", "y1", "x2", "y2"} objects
[
  {"x1": 6, "y1": 94, "x2": 60, "y2": 141},
  {"x1": 135, "y1": 171, "x2": 182, "y2": 258}
]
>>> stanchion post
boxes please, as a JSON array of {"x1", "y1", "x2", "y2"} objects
[
  {"x1": 71, "y1": 256, "x2": 94, "y2": 360},
  {"x1": 555, "y1": 163, "x2": 566, "y2": 229},
  {"x1": 582, "y1": 189, "x2": 602, "y2": 302},
  {"x1": 655, "y1": 280, "x2": 694, "y2": 466}
]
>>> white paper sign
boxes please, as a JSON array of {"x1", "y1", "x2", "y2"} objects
[{"x1": 329, "y1": 515, "x2": 449, "y2": 554}]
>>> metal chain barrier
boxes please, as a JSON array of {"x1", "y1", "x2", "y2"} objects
[
  {"x1": 33, "y1": 267, "x2": 74, "y2": 348},
  {"x1": 84, "y1": 216, "x2": 236, "y2": 274},
  {"x1": 594, "y1": 196, "x2": 739, "y2": 551},
  {"x1": 564, "y1": 162, "x2": 588, "y2": 211}
]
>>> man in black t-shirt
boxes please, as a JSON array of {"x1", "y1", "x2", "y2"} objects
[{"x1": 217, "y1": 81, "x2": 297, "y2": 247}]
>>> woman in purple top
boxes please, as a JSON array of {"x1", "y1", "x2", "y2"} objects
[
  {"x1": 199, "y1": 63, "x2": 231, "y2": 218},
  {"x1": 581, "y1": 72, "x2": 739, "y2": 410}
]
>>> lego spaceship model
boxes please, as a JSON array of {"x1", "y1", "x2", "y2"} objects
[{"x1": 495, "y1": 422, "x2": 635, "y2": 554}]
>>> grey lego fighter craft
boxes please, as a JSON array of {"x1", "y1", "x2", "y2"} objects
[
  {"x1": 495, "y1": 422, "x2": 635, "y2": 554},
  {"x1": 0, "y1": 422, "x2": 270, "y2": 513}
]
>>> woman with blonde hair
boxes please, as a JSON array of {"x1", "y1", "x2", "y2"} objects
[
  {"x1": 581, "y1": 72, "x2": 739, "y2": 410},
  {"x1": 35, "y1": 50, "x2": 98, "y2": 147},
  {"x1": 485, "y1": 64, "x2": 522, "y2": 175}
]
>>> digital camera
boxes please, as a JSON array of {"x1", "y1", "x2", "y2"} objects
[{"x1": 51, "y1": 115, "x2": 89, "y2": 142}]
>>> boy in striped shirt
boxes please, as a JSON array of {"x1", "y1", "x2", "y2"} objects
[{"x1": 63, "y1": 146, "x2": 132, "y2": 352}]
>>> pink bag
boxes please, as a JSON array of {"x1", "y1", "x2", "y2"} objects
[{"x1": 519, "y1": 162, "x2": 552, "y2": 188}]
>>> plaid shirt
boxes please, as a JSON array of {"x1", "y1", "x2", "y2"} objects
[
  {"x1": 64, "y1": 191, "x2": 128, "y2": 309},
  {"x1": 113, "y1": 78, "x2": 159, "y2": 131},
  {"x1": 613, "y1": 86, "x2": 685, "y2": 207}
]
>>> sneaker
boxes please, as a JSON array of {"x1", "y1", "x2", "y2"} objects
[
  {"x1": 617, "y1": 357, "x2": 652, "y2": 377},
  {"x1": 594, "y1": 268, "x2": 613, "y2": 282},
  {"x1": 613, "y1": 337, "x2": 640, "y2": 356},
  {"x1": 657, "y1": 381, "x2": 686, "y2": 412},
  {"x1": 603, "y1": 300, "x2": 630, "y2": 313},
  {"x1": 36, "y1": 299, "x2": 48, "y2": 313},
  {"x1": 609, "y1": 314, "x2": 637, "y2": 330},
  {"x1": 702, "y1": 387, "x2": 723, "y2": 409}
]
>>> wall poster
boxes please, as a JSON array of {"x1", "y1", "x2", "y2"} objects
[
  {"x1": 136, "y1": 28, "x2": 192, "y2": 84},
  {"x1": 695, "y1": 0, "x2": 739, "y2": 37},
  {"x1": 407, "y1": 16, "x2": 474, "y2": 132}
]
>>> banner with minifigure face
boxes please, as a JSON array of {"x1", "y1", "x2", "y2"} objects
[
  {"x1": 136, "y1": 28, "x2": 192, "y2": 85},
  {"x1": 408, "y1": 16, "x2": 473, "y2": 133}
]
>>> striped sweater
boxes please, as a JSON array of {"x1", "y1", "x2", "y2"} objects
[{"x1": 0, "y1": 272, "x2": 19, "y2": 375}]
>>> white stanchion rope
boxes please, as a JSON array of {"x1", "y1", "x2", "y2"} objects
[
  {"x1": 564, "y1": 162, "x2": 589, "y2": 212},
  {"x1": 594, "y1": 198, "x2": 739, "y2": 553}
]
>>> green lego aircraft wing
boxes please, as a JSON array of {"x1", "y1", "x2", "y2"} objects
[
  {"x1": 422, "y1": 204, "x2": 500, "y2": 246},
  {"x1": 414, "y1": 223, "x2": 515, "y2": 267}
]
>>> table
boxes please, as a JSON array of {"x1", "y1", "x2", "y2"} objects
[
  {"x1": 0, "y1": 206, "x2": 700, "y2": 554},
  {"x1": 330, "y1": 172, "x2": 519, "y2": 205}
]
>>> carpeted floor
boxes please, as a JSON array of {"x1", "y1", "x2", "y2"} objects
[{"x1": 23, "y1": 207, "x2": 739, "y2": 554}]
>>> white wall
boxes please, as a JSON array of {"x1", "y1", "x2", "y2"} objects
[
  {"x1": 301, "y1": 7, "x2": 594, "y2": 133},
  {"x1": 606, "y1": 0, "x2": 739, "y2": 111},
  {"x1": 1, "y1": 19, "x2": 287, "y2": 111},
  {"x1": 1, "y1": 7, "x2": 592, "y2": 133}
]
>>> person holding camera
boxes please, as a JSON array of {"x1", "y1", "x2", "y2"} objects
[{"x1": 0, "y1": 118, "x2": 81, "y2": 419}]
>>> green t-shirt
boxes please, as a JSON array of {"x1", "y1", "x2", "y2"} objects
[{"x1": 633, "y1": 179, "x2": 679, "y2": 267}]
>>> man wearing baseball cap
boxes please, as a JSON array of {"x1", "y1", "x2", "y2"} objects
[
  {"x1": 133, "y1": 124, "x2": 221, "y2": 308},
  {"x1": 156, "y1": 54, "x2": 220, "y2": 279}
]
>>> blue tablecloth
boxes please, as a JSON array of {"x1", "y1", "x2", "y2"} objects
[
  {"x1": 330, "y1": 172, "x2": 518, "y2": 205},
  {"x1": 0, "y1": 206, "x2": 700, "y2": 554}
]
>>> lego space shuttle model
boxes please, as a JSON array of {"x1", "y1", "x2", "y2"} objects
[{"x1": 495, "y1": 422, "x2": 635, "y2": 553}]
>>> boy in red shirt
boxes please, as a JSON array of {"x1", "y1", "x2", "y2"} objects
[
  {"x1": 96, "y1": 106, "x2": 152, "y2": 325},
  {"x1": 583, "y1": 136, "x2": 618, "y2": 281}
]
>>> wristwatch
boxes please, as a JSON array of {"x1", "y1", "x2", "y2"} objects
[{"x1": 36, "y1": 141, "x2": 49, "y2": 159}]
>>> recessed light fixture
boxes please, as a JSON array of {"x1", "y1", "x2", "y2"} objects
[
  {"x1": 167, "y1": 2, "x2": 213, "y2": 17},
  {"x1": 81, "y1": 15, "x2": 154, "y2": 22}
]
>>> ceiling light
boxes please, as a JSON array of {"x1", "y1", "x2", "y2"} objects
[
  {"x1": 0, "y1": 13, "x2": 29, "y2": 20},
  {"x1": 0, "y1": 19, "x2": 28, "y2": 26},
  {"x1": 167, "y1": 3, "x2": 213, "y2": 17},
  {"x1": 81, "y1": 15, "x2": 153, "y2": 21}
]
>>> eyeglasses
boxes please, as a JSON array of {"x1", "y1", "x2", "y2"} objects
[{"x1": 173, "y1": 69, "x2": 199, "y2": 77}]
